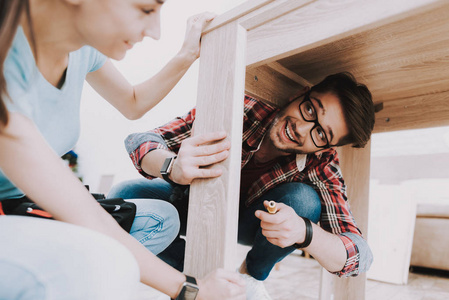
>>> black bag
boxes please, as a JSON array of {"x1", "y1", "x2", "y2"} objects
[{"x1": 0, "y1": 195, "x2": 137, "y2": 233}]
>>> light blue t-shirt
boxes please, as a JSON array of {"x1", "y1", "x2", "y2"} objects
[{"x1": 0, "y1": 27, "x2": 107, "y2": 199}]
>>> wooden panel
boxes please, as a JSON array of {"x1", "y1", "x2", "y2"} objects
[
  {"x1": 276, "y1": 3, "x2": 449, "y2": 132},
  {"x1": 240, "y1": 0, "x2": 314, "y2": 31},
  {"x1": 203, "y1": 0, "x2": 274, "y2": 34},
  {"x1": 245, "y1": 65, "x2": 303, "y2": 106},
  {"x1": 184, "y1": 22, "x2": 247, "y2": 278},
  {"x1": 320, "y1": 143, "x2": 371, "y2": 299},
  {"x1": 246, "y1": 0, "x2": 447, "y2": 67},
  {"x1": 367, "y1": 185, "x2": 416, "y2": 284},
  {"x1": 374, "y1": 90, "x2": 449, "y2": 133},
  {"x1": 203, "y1": 0, "x2": 314, "y2": 34},
  {"x1": 278, "y1": 3, "x2": 449, "y2": 98}
]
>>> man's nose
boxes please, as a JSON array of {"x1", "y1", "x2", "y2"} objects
[{"x1": 294, "y1": 120, "x2": 314, "y2": 137}]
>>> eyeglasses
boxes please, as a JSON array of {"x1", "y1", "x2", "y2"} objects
[{"x1": 298, "y1": 94, "x2": 330, "y2": 149}]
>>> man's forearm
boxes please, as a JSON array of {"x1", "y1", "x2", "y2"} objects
[
  {"x1": 304, "y1": 223, "x2": 347, "y2": 273},
  {"x1": 141, "y1": 149, "x2": 177, "y2": 179}
]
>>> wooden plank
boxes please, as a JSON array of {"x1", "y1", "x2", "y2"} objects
[
  {"x1": 245, "y1": 65, "x2": 303, "y2": 106},
  {"x1": 202, "y1": 0, "x2": 274, "y2": 35},
  {"x1": 319, "y1": 143, "x2": 371, "y2": 299},
  {"x1": 240, "y1": 0, "x2": 315, "y2": 31},
  {"x1": 278, "y1": 3, "x2": 449, "y2": 104},
  {"x1": 374, "y1": 90, "x2": 449, "y2": 133},
  {"x1": 367, "y1": 184, "x2": 416, "y2": 284},
  {"x1": 184, "y1": 21, "x2": 247, "y2": 278},
  {"x1": 246, "y1": 0, "x2": 447, "y2": 67},
  {"x1": 267, "y1": 62, "x2": 312, "y2": 86}
]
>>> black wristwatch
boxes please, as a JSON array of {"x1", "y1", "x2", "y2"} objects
[
  {"x1": 174, "y1": 275, "x2": 199, "y2": 300},
  {"x1": 160, "y1": 156, "x2": 177, "y2": 185}
]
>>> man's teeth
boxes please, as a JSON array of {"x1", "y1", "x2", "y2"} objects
[{"x1": 285, "y1": 124, "x2": 296, "y2": 142}]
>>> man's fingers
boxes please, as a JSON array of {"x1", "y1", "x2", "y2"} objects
[
  {"x1": 191, "y1": 140, "x2": 230, "y2": 157},
  {"x1": 189, "y1": 131, "x2": 227, "y2": 146},
  {"x1": 255, "y1": 210, "x2": 284, "y2": 224},
  {"x1": 192, "y1": 167, "x2": 223, "y2": 179},
  {"x1": 193, "y1": 150, "x2": 229, "y2": 166}
]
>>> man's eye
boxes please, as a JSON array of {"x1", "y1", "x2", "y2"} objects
[
  {"x1": 316, "y1": 127, "x2": 326, "y2": 141},
  {"x1": 305, "y1": 103, "x2": 315, "y2": 117}
]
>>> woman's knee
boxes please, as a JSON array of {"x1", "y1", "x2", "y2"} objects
[
  {"x1": 129, "y1": 199, "x2": 180, "y2": 254},
  {"x1": 0, "y1": 216, "x2": 140, "y2": 300}
]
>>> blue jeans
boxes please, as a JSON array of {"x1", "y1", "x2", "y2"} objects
[
  {"x1": 108, "y1": 188, "x2": 180, "y2": 255},
  {"x1": 109, "y1": 178, "x2": 321, "y2": 280}
]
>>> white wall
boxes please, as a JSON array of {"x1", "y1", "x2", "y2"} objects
[{"x1": 76, "y1": 0, "x2": 246, "y2": 192}]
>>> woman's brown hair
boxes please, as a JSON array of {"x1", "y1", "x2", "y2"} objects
[{"x1": 0, "y1": 0, "x2": 32, "y2": 133}]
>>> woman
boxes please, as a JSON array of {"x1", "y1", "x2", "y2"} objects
[{"x1": 0, "y1": 0, "x2": 245, "y2": 299}]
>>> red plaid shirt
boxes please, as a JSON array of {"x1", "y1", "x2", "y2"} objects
[{"x1": 128, "y1": 96, "x2": 368, "y2": 277}]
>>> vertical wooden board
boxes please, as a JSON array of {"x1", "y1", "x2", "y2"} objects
[
  {"x1": 184, "y1": 22, "x2": 247, "y2": 278},
  {"x1": 367, "y1": 184, "x2": 416, "y2": 284},
  {"x1": 319, "y1": 143, "x2": 371, "y2": 299}
]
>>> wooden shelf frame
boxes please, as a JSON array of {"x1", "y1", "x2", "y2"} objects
[{"x1": 184, "y1": 1, "x2": 449, "y2": 299}]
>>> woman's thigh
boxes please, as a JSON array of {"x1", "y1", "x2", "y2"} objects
[{"x1": 0, "y1": 216, "x2": 139, "y2": 300}]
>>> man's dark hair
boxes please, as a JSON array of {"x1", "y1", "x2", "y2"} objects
[{"x1": 310, "y1": 72, "x2": 375, "y2": 148}]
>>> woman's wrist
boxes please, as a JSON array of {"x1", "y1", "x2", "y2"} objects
[
  {"x1": 175, "y1": 48, "x2": 198, "y2": 68},
  {"x1": 170, "y1": 273, "x2": 187, "y2": 299}
]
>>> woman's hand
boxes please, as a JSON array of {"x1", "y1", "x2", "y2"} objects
[
  {"x1": 197, "y1": 269, "x2": 246, "y2": 300},
  {"x1": 179, "y1": 12, "x2": 216, "y2": 62}
]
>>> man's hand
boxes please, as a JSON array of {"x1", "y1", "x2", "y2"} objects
[
  {"x1": 255, "y1": 201, "x2": 307, "y2": 248},
  {"x1": 170, "y1": 131, "x2": 230, "y2": 185},
  {"x1": 197, "y1": 269, "x2": 245, "y2": 300}
]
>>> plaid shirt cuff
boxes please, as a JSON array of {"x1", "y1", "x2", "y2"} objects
[
  {"x1": 331, "y1": 235, "x2": 360, "y2": 277},
  {"x1": 130, "y1": 141, "x2": 168, "y2": 179}
]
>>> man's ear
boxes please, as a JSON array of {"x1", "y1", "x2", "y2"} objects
[{"x1": 288, "y1": 86, "x2": 311, "y2": 103}]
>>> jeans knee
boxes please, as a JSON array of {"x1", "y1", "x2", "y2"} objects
[
  {"x1": 281, "y1": 183, "x2": 321, "y2": 223},
  {"x1": 108, "y1": 180, "x2": 135, "y2": 198},
  {"x1": 162, "y1": 202, "x2": 181, "y2": 239}
]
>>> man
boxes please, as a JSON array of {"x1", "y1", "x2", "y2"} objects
[{"x1": 109, "y1": 72, "x2": 374, "y2": 299}]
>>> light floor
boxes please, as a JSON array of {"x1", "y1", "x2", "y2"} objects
[{"x1": 134, "y1": 245, "x2": 449, "y2": 300}]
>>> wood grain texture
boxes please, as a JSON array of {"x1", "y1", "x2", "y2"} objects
[
  {"x1": 245, "y1": 65, "x2": 303, "y2": 106},
  {"x1": 275, "y1": 1, "x2": 449, "y2": 132},
  {"x1": 246, "y1": 0, "x2": 447, "y2": 67},
  {"x1": 202, "y1": 0, "x2": 274, "y2": 35},
  {"x1": 373, "y1": 90, "x2": 449, "y2": 133},
  {"x1": 319, "y1": 143, "x2": 371, "y2": 299},
  {"x1": 367, "y1": 185, "x2": 417, "y2": 284},
  {"x1": 184, "y1": 22, "x2": 247, "y2": 278}
]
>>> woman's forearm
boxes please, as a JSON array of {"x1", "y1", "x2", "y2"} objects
[{"x1": 0, "y1": 113, "x2": 185, "y2": 298}]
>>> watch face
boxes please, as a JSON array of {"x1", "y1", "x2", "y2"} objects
[
  {"x1": 183, "y1": 284, "x2": 199, "y2": 300},
  {"x1": 179, "y1": 283, "x2": 199, "y2": 300}
]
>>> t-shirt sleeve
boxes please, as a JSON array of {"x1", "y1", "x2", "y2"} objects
[{"x1": 87, "y1": 47, "x2": 107, "y2": 73}]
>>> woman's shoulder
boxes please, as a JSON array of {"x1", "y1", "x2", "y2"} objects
[
  {"x1": 73, "y1": 46, "x2": 107, "y2": 73},
  {"x1": 4, "y1": 27, "x2": 36, "y2": 90}
]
